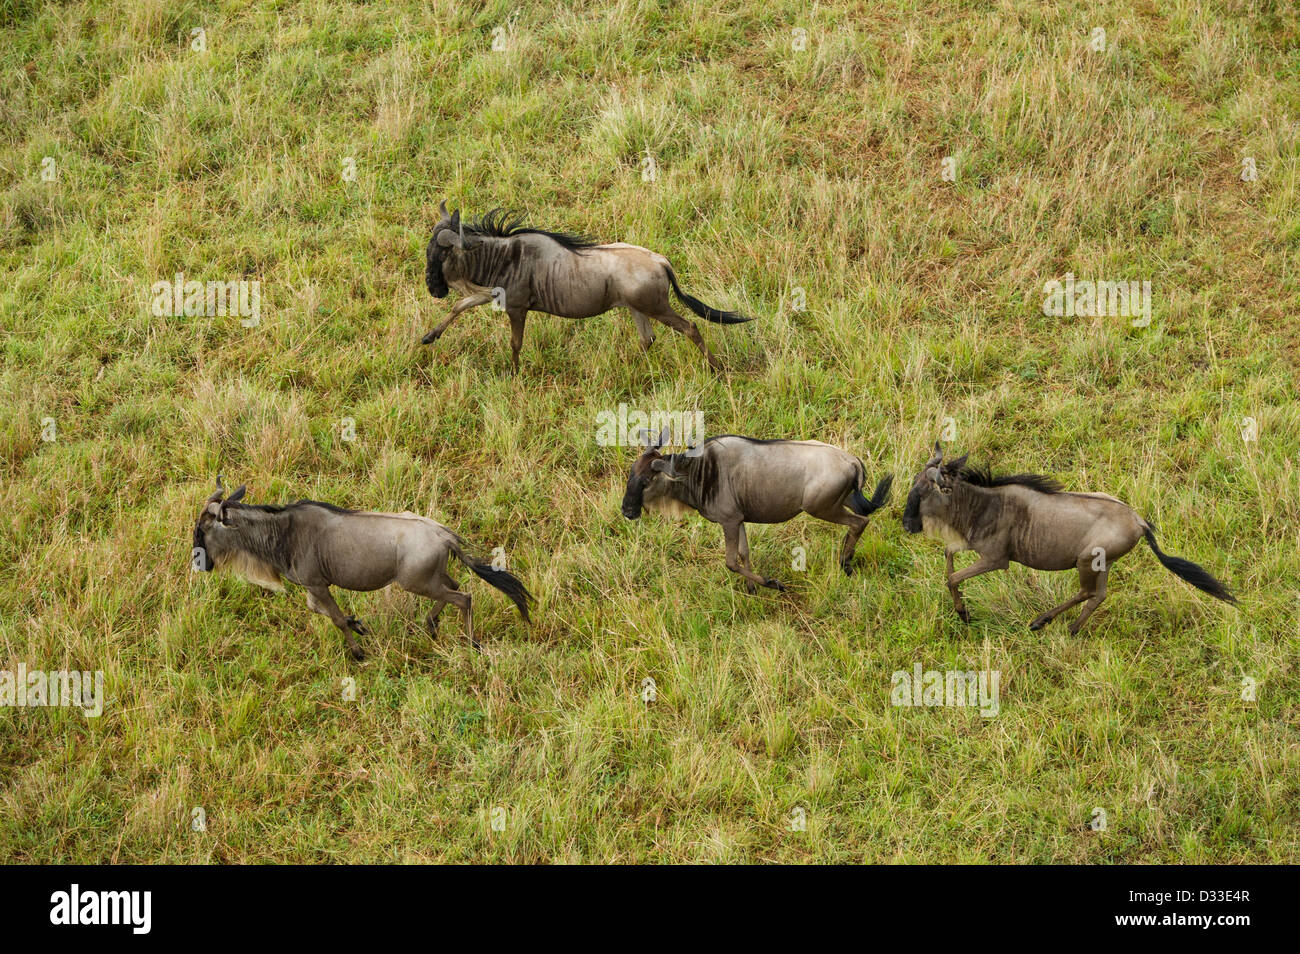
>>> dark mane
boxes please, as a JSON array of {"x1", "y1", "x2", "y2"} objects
[
  {"x1": 957, "y1": 466, "x2": 1063, "y2": 495},
  {"x1": 232, "y1": 500, "x2": 358, "y2": 515},
  {"x1": 467, "y1": 207, "x2": 599, "y2": 253},
  {"x1": 705, "y1": 434, "x2": 793, "y2": 446}
]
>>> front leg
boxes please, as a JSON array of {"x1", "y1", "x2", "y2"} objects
[
  {"x1": 507, "y1": 307, "x2": 528, "y2": 374},
  {"x1": 945, "y1": 552, "x2": 1008, "y2": 624},
  {"x1": 724, "y1": 521, "x2": 783, "y2": 592},
  {"x1": 422, "y1": 292, "x2": 492, "y2": 344},
  {"x1": 305, "y1": 585, "x2": 368, "y2": 660},
  {"x1": 946, "y1": 549, "x2": 969, "y2": 622}
]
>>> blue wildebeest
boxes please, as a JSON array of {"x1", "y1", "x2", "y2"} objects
[
  {"x1": 621, "y1": 429, "x2": 893, "y2": 591},
  {"x1": 423, "y1": 202, "x2": 753, "y2": 372},
  {"x1": 902, "y1": 444, "x2": 1237, "y2": 633},
  {"x1": 192, "y1": 479, "x2": 532, "y2": 658}
]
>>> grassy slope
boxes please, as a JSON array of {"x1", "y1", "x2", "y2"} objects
[{"x1": 0, "y1": 0, "x2": 1296, "y2": 862}]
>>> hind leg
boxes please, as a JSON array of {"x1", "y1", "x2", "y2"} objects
[
  {"x1": 424, "y1": 577, "x2": 459, "y2": 639},
  {"x1": 306, "y1": 586, "x2": 368, "y2": 660},
  {"x1": 1028, "y1": 557, "x2": 1101, "y2": 632},
  {"x1": 628, "y1": 309, "x2": 656, "y2": 351},
  {"x1": 809, "y1": 500, "x2": 870, "y2": 575},
  {"x1": 402, "y1": 569, "x2": 474, "y2": 648},
  {"x1": 1068, "y1": 565, "x2": 1108, "y2": 635},
  {"x1": 648, "y1": 306, "x2": 722, "y2": 371},
  {"x1": 420, "y1": 578, "x2": 475, "y2": 649}
]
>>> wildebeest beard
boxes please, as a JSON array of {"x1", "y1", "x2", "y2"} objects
[
  {"x1": 902, "y1": 484, "x2": 924, "y2": 533},
  {"x1": 426, "y1": 251, "x2": 449, "y2": 299},
  {"x1": 644, "y1": 450, "x2": 719, "y2": 513},
  {"x1": 193, "y1": 524, "x2": 213, "y2": 571}
]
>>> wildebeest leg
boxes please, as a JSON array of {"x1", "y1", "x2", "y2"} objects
[
  {"x1": 427, "y1": 579, "x2": 477, "y2": 650},
  {"x1": 945, "y1": 551, "x2": 969, "y2": 622},
  {"x1": 507, "y1": 308, "x2": 527, "y2": 374},
  {"x1": 403, "y1": 573, "x2": 475, "y2": 649},
  {"x1": 306, "y1": 586, "x2": 368, "y2": 660},
  {"x1": 736, "y1": 523, "x2": 758, "y2": 594},
  {"x1": 811, "y1": 503, "x2": 870, "y2": 575},
  {"x1": 946, "y1": 553, "x2": 1009, "y2": 624},
  {"x1": 649, "y1": 306, "x2": 722, "y2": 372},
  {"x1": 1068, "y1": 563, "x2": 1108, "y2": 636},
  {"x1": 424, "y1": 578, "x2": 459, "y2": 637},
  {"x1": 422, "y1": 292, "x2": 492, "y2": 344},
  {"x1": 1028, "y1": 561, "x2": 1094, "y2": 631},
  {"x1": 726, "y1": 522, "x2": 783, "y2": 592},
  {"x1": 628, "y1": 309, "x2": 656, "y2": 351}
]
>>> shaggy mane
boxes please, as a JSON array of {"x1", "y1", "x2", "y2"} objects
[
  {"x1": 467, "y1": 207, "x2": 599, "y2": 253},
  {"x1": 956, "y1": 466, "x2": 1063, "y2": 495},
  {"x1": 231, "y1": 500, "x2": 358, "y2": 515}
]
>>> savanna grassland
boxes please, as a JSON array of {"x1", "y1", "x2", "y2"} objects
[{"x1": 1, "y1": 0, "x2": 1297, "y2": 863}]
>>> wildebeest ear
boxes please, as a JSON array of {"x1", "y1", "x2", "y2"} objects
[
  {"x1": 650, "y1": 458, "x2": 677, "y2": 478},
  {"x1": 945, "y1": 454, "x2": 968, "y2": 474},
  {"x1": 436, "y1": 210, "x2": 464, "y2": 248},
  {"x1": 924, "y1": 466, "x2": 942, "y2": 484}
]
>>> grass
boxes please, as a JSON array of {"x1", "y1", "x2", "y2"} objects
[{"x1": 0, "y1": 0, "x2": 1297, "y2": 863}]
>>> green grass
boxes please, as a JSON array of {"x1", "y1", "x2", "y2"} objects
[{"x1": 1, "y1": 0, "x2": 1297, "y2": 862}]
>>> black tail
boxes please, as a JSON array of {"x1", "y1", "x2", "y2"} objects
[
  {"x1": 849, "y1": 473, "x2": 893, "y2": 517},
  {"x1": 664, "y1": 265, "x2": 753, "y2": 324},
  {"x1": 1143, "y1": 527, "x2": 1237, "y2": 604},
  {"x1": 451, "y1": 541, "x2": 533, "y2": 621}
]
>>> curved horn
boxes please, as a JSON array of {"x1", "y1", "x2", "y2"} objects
[
  {"x1": 656, "y1": 425, "x2": 671, "y2": 449},
  {"x1": 438, "y1": 199, "x2": 449, "y2": 218},
  {"x1": 925, "y1": 442, "x2": 942, "y2": 468},
  {"x1": 207, "y1": 475, "x2": 225, "y2": 504}
]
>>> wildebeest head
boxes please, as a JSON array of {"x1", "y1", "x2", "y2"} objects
[
  {"x1": 192, "y1": 476, "x2": 246, "y2": 571},
  {"x1": 426, "y1": 200, "x2": 480, "y2": 299},
  {"x1": 621, "y1": 426, "x2": 675, "y2": 520},
  {"x1": 902, "y1": 442, "x2": 967, "y2": 534}
]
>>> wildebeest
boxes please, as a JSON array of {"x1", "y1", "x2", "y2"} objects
[
  {"x1": 621, "y1": 429, "x2": 893, "y2": 591},
  {"x1": 191, "y1": 478, "x2": 532, "y2": 658},
  {"x1": 423, "y1": 202, "x2": 753, "y2": 372},
  {"x1": 902, "y1": 444, "x2": 1237, "y2": 633}
]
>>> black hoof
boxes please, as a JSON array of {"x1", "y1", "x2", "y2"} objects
[
  {"x1": 349, "y1": 646, "x2": 366, "y2": 661},
  {"x1": 420, "y1": 330, "x2": 441, "y2": 345},
  {"x1": 841, "y1": 561, "x2": 854, "y2": 577},
  {"x1": 765, "y1": 578, "x2": 787, "y2": 592},
  {"x1": 346, "y1": 616, "x2": 369, "y2": 636},
  {"x1": 957, "y1": 608, "x2": 971, "y2": 624},
  {"x1": 1029, "y1": 620, "x2": 1045, "y2": 631}
]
